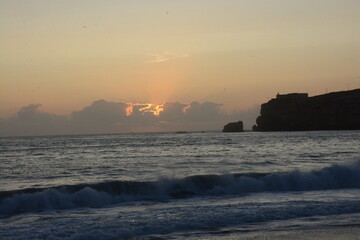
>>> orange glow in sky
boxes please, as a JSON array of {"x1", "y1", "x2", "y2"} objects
[
  {"x1": 1, "y1": 0, "x2": 360, "y2": 119},
  {"x1": 125, "y1": 103, "x2": 165, "y2": 117}
]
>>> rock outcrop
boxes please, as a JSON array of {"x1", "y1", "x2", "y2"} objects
[
  {"x1": 223, "y1": 121, "x2": 244, "y2": 132},
  {"x1": 253, "y1": 89, "x2": 360, "y2": 131}
]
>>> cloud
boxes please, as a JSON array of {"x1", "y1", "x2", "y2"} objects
[
  {"x1": 159, "y1": 102, "x2": 187, "y2": 121},
  {"x1": 0, "y1": 100, "x2": 259, "y2": 136},
  {"x1": 70, "y1": 100, "x2": 134, "y2": 134},
  {"x1": 0, "y1": 104, "x2": 70, "y2": 136},
  {"x1": 71, "y1": 100, "x2": 128, "y2": 124},
  {"x1": 184, "y1": 102, "x2": 223, "y2": 121},
  {"x1": 147, "y1": 52, "x2": 189, "y2": 63},
  {"x1": 17, "y1": 104, "x2": 47, "y2": 122},
  {"x1": 158, "y1": 101, "x2": 225, "y2": 123}
]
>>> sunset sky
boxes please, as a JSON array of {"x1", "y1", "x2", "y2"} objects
[{"x1": 1, "y1": 0, "x2": 360, "y2": 135}]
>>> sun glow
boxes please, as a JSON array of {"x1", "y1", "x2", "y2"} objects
[
  {"x1": 125, "y1": 103, "x2": 164, "y2": 116},
  {"x1": 153, "y1": 105, "x2": 164, "y2": 116}
]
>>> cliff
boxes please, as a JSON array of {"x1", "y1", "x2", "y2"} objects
[
  {"x1": 223, "y1": 121, "x2": 244, "y2": 132},
  {"x1": 253, "y1": 89, "x2": 360, "y2": 131}
]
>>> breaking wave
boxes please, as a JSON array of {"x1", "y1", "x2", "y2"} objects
[{"x1": 2, "y1": 161, "x2": 360, "y2": 215}]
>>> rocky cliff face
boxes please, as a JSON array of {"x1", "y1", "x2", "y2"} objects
[
  {"x1": 253, "y1": 89, "x2": 360, "y2": 131},
  {"x1": 223, "y1": 121, "x2": 244, "y2": 132}
]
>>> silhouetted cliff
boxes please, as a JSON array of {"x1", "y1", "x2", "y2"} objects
[
  {"x1": 253, "y1": 89, "x2": 360, "y2": 131},
  {"x1": 223, "y1": 121, "x2": 243, "y2": 132}
]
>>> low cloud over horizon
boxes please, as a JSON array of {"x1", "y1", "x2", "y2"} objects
[{"x1": 0, "y1": 100, "x2": 259, "y2": 137}]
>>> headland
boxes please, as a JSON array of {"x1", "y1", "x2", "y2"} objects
[{"x1": 253, "y1": 88, "x2": 360, "y2": 131}]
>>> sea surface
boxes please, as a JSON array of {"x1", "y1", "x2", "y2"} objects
[{"x1": 0, "y1": 131, "x2": 360, "y2": 239}]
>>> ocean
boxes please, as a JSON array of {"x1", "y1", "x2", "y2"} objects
[{"x1": 1, "y1": 131, "x2": 360, "y2": 239}]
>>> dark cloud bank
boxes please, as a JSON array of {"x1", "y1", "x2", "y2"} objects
[{"x1": 0, "y1": 100, "x2": 259, "y2": 137}]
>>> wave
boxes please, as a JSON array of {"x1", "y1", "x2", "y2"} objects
[{"x1": 2, "y1": 161, "x2": 360, "y2": 215}]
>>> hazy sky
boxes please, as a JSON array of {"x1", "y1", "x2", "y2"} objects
[{"x1": 1, "y1": 0, "x2": 360, "y2": 135}]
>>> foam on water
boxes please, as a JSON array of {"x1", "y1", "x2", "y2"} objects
[
  {"x1": 1, "y1": 131, "x2": 360, "y2": 239},
  {"x1": 2, "y1": 189, "x2": 360, "y2": 240},
  {"x1": 2, "y1": 161, "x2": 360, "y2": 216}
]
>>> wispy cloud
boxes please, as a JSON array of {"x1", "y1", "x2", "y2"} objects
[{"x1": 147, "y1": 52, "x2": 189, "y2": 63}]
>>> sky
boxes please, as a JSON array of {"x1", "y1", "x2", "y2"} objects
[{"x1": 1, "y1": 0, "x2": 360, "y2": 136}]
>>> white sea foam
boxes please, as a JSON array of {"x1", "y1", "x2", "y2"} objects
[
  {"x1": 2, "y1": 161, "x2": 360, "y2": 215},
  {"x1": 2, "y1": 190, "x2": 360, "y2": 240},
  {"x1": 1, "y1": 131, "x2": 360, "y2": 239}
]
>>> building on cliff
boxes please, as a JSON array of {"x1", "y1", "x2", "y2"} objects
[
  {"x1": 253, "y1": 89, "x2": 360, "y2": 131},
  {"x1": 276, "y1": 93, "x2": 308, "y2": 101}
]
